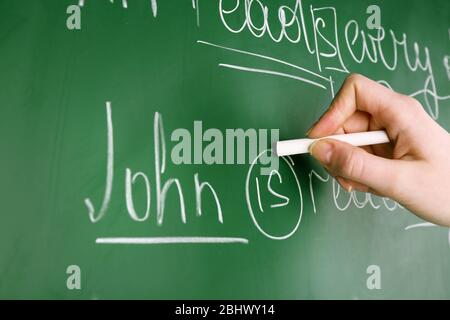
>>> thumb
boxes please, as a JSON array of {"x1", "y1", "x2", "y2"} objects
[{"x1": 309, "y1": 139, "x2": 402, "y2": 195}]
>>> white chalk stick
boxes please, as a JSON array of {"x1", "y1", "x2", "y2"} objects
[{"x1": 276, "y1": 130, "x2": 390, "y2": 157}]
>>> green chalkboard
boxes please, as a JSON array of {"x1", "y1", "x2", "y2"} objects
[{"x1": 1, "y1": 0, "x2": 449, "y2": 299}]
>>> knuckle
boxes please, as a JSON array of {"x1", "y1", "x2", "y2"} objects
[
  {"x1": 394, "y1": 96, "x2": 427, "y2": 126},
  {"x1": 347, "y1": 73, "x2": 362, "y2": 81},
  {"x1": 410, "y1": 97, "x2": 425, "y2": 113},
  {"x1": 346, "y1": 73, "x2": 371, "y2": 85},
  {"x1": 340, "y1": 149, "x2": 365, "y2": 179},
  {"x1": 402, "y1": 95, "x2": 423, "y2": 113},
  {"x1": 384, "y1": 165, "x2": 405, "y2": 198},
  {"x1": 345, "y1": 73, "x2": 363, "y2": 86},
  {"x1": 344, "y1": 73, "x2": 369, "y2": 95}
]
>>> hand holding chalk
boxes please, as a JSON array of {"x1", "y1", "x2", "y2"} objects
[{"x1": 288, "y1": 74, "x2": 450, "y2": 227}]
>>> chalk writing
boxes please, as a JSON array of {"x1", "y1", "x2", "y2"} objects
[
  {"x1": 81, "y1": 2, "x2": 450, "y2": 246},
  {"x1": 215, "y1": 0, "x2": 449, "y2": 119},
  {"x1": 86, "y1": 103, "x2": 234, "y2": 244},
  {"x1": 77, "y1": 0, "x2": 195, "y2": 22}
]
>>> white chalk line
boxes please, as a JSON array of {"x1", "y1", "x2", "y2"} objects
[
  {"x1": 196, "y1": 0, "x2": 200, "y2": 27},
  {"x1": 219, "y1": 63, "x2": 327, "y2": 90},
  {"x1": 96, "y1": 237, "x2": 249, "y2": 244},
  {"x1": 405, "y1": 223, "x2": 450, "y2": 247},
  {"x1": 190, "y1": 0, "x2": 200, "y2": 26},
  {"x1": 404, "y1": 222, "x2": 437, "y2": 230},
  {"x1": 78, "y1": 0, "x2": 158, "y2": 15},
  {"x1": 197, "y1": 40, "x2": 329, "y2": 82}
]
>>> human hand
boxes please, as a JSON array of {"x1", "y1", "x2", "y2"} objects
[{"x1": 308, "y1": 74, "x2": 450, "y2": 227}]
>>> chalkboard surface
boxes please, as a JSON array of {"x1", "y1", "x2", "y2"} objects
[{"x1": 1, "y1": 0, "x2": 449, "y2": 299}]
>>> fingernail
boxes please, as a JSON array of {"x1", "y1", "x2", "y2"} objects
[{"x1": 309, "y1": 140, "x2": 333, "y2": 165}]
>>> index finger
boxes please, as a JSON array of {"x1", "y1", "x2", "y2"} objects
[{"x1": 307, "y1": 74, "x2": 417, "y2": 140}]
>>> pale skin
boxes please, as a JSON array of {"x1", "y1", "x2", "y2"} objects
[{"x1": 308, "y1": 74, "x2": 450, "y2": 227}]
